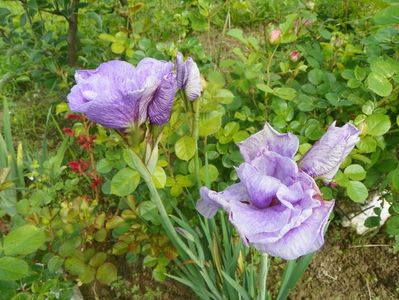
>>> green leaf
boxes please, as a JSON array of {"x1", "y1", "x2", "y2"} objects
[
  {"x1": 94, "y1": 228, "x2": 107, "y2": 242},
  {"x1": 48, "y1": 256, "x2": 64, "y2": 273},
  {"x1": 55, "y1": 102, "x2": 70, "y2": 114},
  {"x1": 0, "y1": 257, "x2": 29, "y2": 281},
  {"x1": 89, "y1": 252, "x2": 107, "y2": 268},
  {"x1": 273, "y1": 87, "x2": 297, "y2": 100},
  {"x1": 386, "y1": 215, "x2": 399, "y2": 235},
  {"x1": 199, "y1": 112, "x2": 222, "y2": 137},
  {"x1": 115, "y1": 31, "x2": 128, "y2": 41},
  {"x1": 112, "y1": 242, "x2": 128, "y2": 255},
  {"x1": 221, "y1": 271, "x2": 251, "y2": 300},
  {"x1": 391, "y1": 168, "x2": 399, "y2": 191},
  {"x1": 364, "y1": 216, "x2": 380, "y2": 228},
  {"x1": 11, "y1": 293, "x2": 32, "y2": 300},
  {"x1": 320, "y1": 186, "x2": 333, "y2": 200},
  {"x1": 207, "y1": 71, "x2": 225, "y2": 87},
  {"x1": 347, "y1": 181, "x2": 368, "y2": 203},
  {"x1": 105, "y1": 216, "x2": 124, "y2": 230},
  {"x1": 278, "y1": 254, "x2": 314, "y2": 300},
  {"x1": 199, "y1": 164, "x2": 219, "y2": 183},
  {"x1": 233, "y1": 130, "x2": 249, "y2": 143},
  {"x1": 308, "y1": 69, "x2": 323, "y2": 85},
  {"x1": 356, "y1": 136, "x2": 377, "y2": 153},
  {"x1": 344, "y1": 164, "x2": 366, "y2": 181},
  {"x1": 364, "y1": 114, "x2": 391, "y2": 136},
  {"x1": 374, "y1": 5, "x2": 399, "y2": 25},
  {"x1": 361, "y1": 101, "x2": 375, "y2": 115},
  {"x1": 143, "y1": 255, "x2": 157, "y2": 267},
  {"x1": 256, "y1": 83, "x2": 273, "y2": 93},
  {"x1": 138, "y1": 201, "x2": 158, "y2": 222},
  {"x1": 152, "y1": 166, "x2": 166, "y2": 188},
  {"x1": 111, "y1": 42, "x2": 125, "y2": 54},
  {"x1": 98, "y1": 33, "x2": 116, "y2": 42},
  {"x1": 96, "y1": 263, "x2": 117, "y2": 285},
  {"x1": 214, "y1": 89, "x2": 234, "y2": 104},
  {"x1": 64, "y1": 257, "x2": 86, "y2": 276},
  {"x1": 367, "y1": 72, "x2": 392, "y2": 97},
  {"x1": 0, "y1": 280, "x2": 18, "y2": 299},
  {"x1": 110, "y1": 168, "x2": 140, "y2": 196},
  {"x1": 370, "y1": 58, "x2": 397, "y2": 78},
  {"x1": 96, "y1": 159, "x2": 113, "y2": 174},
  {"x1": 3, "y1": 225, "x2": 46, "y2": 256},
  {"x1": 354, "y1": 66, "x2": 367, "y2": 81},
  {"x1": 175, "y1": 136, "x2": 196, "y2": 161},
  {"x1": 227, "y1": 28, "x2": 246, "y2": 44},
  {"x1": 152, "y1": 264, "x2": 167, "y2": 282},
  {"x1": 80, "y1": 266, "x2": 96, "y2": 284},
  {"x1": 304, "y1": 123, "x2": 323, "y2": 140}
]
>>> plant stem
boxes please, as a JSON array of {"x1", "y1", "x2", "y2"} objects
[
  {"x1": 180, "y1": 90, "x2": 190, "y2": 115},
  {"x1": 128, "y1": 149, "x2": 223, "y2": 297},
  {"x1": 258, "y1": 253, "x2": 270, "y2": 300},
  {"x1": 192, "y1": 99, "x2": 201, "y2": 189},
  {"x1": 82, "y1": 118, "x2": 100, "y2": 203},
  {"x1": 67, "y1": 0, "x2": 80, "y2": 66},
  {"x1": 265, "y1": 45, "x2": 278, "y2": 119},
  {"x1": 266, "y1": 46, "x2": 279, "y2": 86},
  {"x1": 127, "y1": 149, "x2": 200, "y2": 265}
]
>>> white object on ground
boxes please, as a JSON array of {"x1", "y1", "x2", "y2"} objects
[
  {"x1": 342, "y1": 191, "x2": 391, "y2": 235},
  {"x1": 71, "y1": 286, "x2": 84, "y2": 300}
]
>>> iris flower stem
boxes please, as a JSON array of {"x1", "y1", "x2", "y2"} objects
[
  {"x1": 180, "y1": 90, "x2": 191, "y2": 115},
  {"x1": 128, "y1": 149, "x2": 221, "y2": 295},
  {"x1": 265, "y1": 45, "x2": 279, "y2": 119},
  {"x1": 258, "y1": 253, "x2": 270, "y2": 300},
  {"x1": 192, "y1": 99, "x2": 201, "y2": 189},
  {"x1": 127, "y1": 149, "x2": 201, "y2": 265}
]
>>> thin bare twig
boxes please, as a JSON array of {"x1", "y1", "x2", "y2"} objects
[
  {"x1": 366, "y1": 278, "x2": 372, "y2": 300},
  {"x1": 349, "y1": 244, "x2": 390, "y2": 248}
]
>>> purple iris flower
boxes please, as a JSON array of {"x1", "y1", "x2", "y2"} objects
[
  {"x1": 299, "y1": 121, "x2": 360, "y2": 182},
  {"x1": 67, "y1": 59, "x2": 177, "y2": 129},
  {"x1": 176, "y1": 52, "x2": 202, "y2": 101},
  {"x1": 196, "y1": 122, "x2": 360, "y2": 260}
]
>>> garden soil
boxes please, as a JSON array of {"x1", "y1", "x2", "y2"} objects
[
  {"x1": 289, "y1": 227, "x2": 399, "y2": 300},
  {"x1": 81, "y1": 225, "x2": 398, "y2": 299}
]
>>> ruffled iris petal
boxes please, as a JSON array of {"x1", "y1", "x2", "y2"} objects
[
  {"x1": 299, "y1": 122, "x2": 360, "y2": 181},
  {"x1": 238, "y1": 122, "x2": 299, "y2": 162},
  {"x1": 184, "y1": 58, "x2": 202, "y2": 101},
  {"x1": 175, "y1": 52, "x2": 202, "y2": 100},
  {"x1": 176, "y1": 52, "x2": 186, "y2": 89},
  {"x1": 196, "y1": 184, "x2": 248, "y2": 218},
  {"x1": 252, "y1": 200, "x2": 334, "y2": 260},
  {"x1": 148, "y1": 73, "x2": 178, "y2": 125},
  {"x1": 237, "y1": 163, "x2": 280, "y2": 208}
]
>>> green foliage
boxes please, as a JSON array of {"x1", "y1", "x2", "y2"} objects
[
  {"x1": 3, "y1": 224, "x2": 46, "y2": 256},
  {"x1": 1, "y1": 0, "x2": 399, "y2": 298}
]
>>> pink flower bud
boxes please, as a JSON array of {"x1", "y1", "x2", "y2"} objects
[
  {"x1": 269, "y1": 28, "x2": 282, "y2": 44},
  {"x1": 289, "y1": 50, "x2": 301, "y2": 62}
]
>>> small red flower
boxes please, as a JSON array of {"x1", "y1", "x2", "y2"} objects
[
  {"x1": 77, "y1": 135, "x2": 96, "y2": 150},
  {"x1": 63, "y1": 127, "x2": 74, "y2": 137},
  {"x1": 68, "y1": 159, "x2": 89, "y2": 176},
  {"x1": 66, "y1": 113, "x2": 83, "y2": 121},
  {"x1": 90, "y1": 175, "x2": 102, "y2": 189}
]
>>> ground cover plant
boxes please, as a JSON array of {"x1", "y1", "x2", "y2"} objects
[{"x1": 0, "y1": 0, "x2": 399, "y2": 299}]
